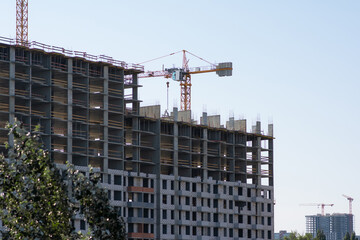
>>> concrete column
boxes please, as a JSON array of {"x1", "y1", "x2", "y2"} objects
[
  {"x1": 202, "y1": 112, "x2": 208, "y2": 180},
  {"x1": 9, "y1": 47, "x2": 15, "y2": 124},
  {"x1": 229, "y1": 117, "x2": 234, "y2": 130},
  {"x1": 240, "y1": 119, "x2": 246, "y2": 132},
  {"x1": 67, "y1": 58, "x2": 73, "y2": 164},
  {"x1": 172, "y1": 107, "x2": 180, "y2": 236},
  {"x1": 268, "y1": 124, "x2": 273, "y2": 137},
  {"x1": 154, "y1": 119, "x2": 161, "y2": 240},
  {"x1": 269, "y1": 138, "x2": 274, "y2": 187},
  {"x1": 8, "y1": 47, "x2": 15, "y2": 146},
  {"x1": 132, "y1": 116, "x2": 139, "y2": 173},
  {"x1": 132, "y1": 73, "x2": 139, "y2": 115},
  {"x1": 28, "y1": 52, "x2": 32, "y2": 129},
  {"x1": 103, "y1": 66, "x2": 109, "y2": 176}
]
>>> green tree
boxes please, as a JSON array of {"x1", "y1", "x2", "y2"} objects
[
  {"x1": 284, "y1": 232, "x2": 313, "y2": 240},
  {"x1": 300, "y1": 233, "x2": 315, "y2": 240},
  {"x1": 0, "y1": 122, "x2": 74, "y2": 239},
  {"x1": 344, "y1": 232, "x2": 351, "y2": 240},
  {"x1": 315, "y1": 230, "x2": 326, "y2": 240},
  {"x1": 0, "y1": 120, "x2": 126, "y2": 239},
  {"x1": 68, "y1": 165, "x2": 126, "y2": 239},
  {"x1": 350, "y1": 232, "x2": 358, "y2": 240},
  {"x1": 285, "y1": 232, "x2": 298, "y2": 240}
]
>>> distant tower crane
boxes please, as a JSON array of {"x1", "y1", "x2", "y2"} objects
[
  {"x1": 16, "y1": 0, "x2": 28, "y2": 46},
  {"x1": 300, "y1": 203, "x2": 334, "y2": 216},
  {"x1": 132, "y1": 50, "x2": 232, "y2": 111},
  {"x1": 342, "y1": 194, "x2": 354, "y2": 215}
]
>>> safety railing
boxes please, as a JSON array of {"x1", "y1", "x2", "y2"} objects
[
  {"x1": 108, "y1": 119, "x2": 123, "y2": 129},
  {"x1": 178, "y1": 159, "x2": 190, "y2": 166},
  {"x1": 52, "y1": 143, "x2": 67, "y2": 153},
  {"x1": 73, "y1": 129, "x2": 87, "y2": 139},
  {"x1": 160, "y1": 157, "x2": 173, "y2": 165},
  {"x1": 51, "y1": 61, "x2": 67, "y2": 71},
  {"x1": 207, "y1": 162, "x2": 219, "y2": 170},
  {"x1": 73, "y1": 81, "x2": 87, "y2": 91},
  {"x1": 0, "y1": 103, "x2": 9, "y2": 112},
  {"x1": 108, "y1": 134, "x2": 121, "y2": 143},
  {"x1": 89, "y1": 85, "x2": 103, "y2": 93},
  {"x1": 73, "y1": 114, "x2": 87, "y2": 122},
  {"x1": 108, "y1": 73, "x2": 122, "y2": 81},
  {"x1": 140, "y1": 139, "x2": 154, "y2": 148},
  {"x1": 88, "y1": 118, "x2": 103, "y2": 125},
  {"x1": 108, "y1": 88, "x2": 123, "y2": 97},
  {"x1": 0, "y1": 87, "x2": 8, "y2": 95},
  {"x1": 0, "y1": 70, "x2": 9, "y2": 78},
  {"x1": 31, "y1": 109, "x2": 46, "y2": 117},
  {"x1": 51, "y1": 111, "x2": 67, "y2": 120},
  {"x1": 108, "y1": 102, "x2": 122, "y2": 113},
  {"x1": 0, "y1": 36, "x2": 144, "y2": 71},
  {"x1": 51, "y1": 127, "x2": 67, "y2": 136},
  {"x1": 32, "y1": 92, "x2": 46, "y2": 100},
  {"x1": 73, "y1": 98, "x2": 86, "y2": 106},
  {"x1": 72, "y1": 145, "x2": 87, "y2": 155},
  {"x1": 15, "y1": 72, "x2": 29, "y2": 81},
  {"x1": 108, "y1": 149, "x2": 122, "y2": 159},
  {"x1": 160, "y1": 142, "x2": 173, "y2": 150},
  {"x1": 51, "y1": 95, "x2": 67, "y2": 104},
  {"x1": 52, "y1": 78, "x2": 67, "y2": 88}
]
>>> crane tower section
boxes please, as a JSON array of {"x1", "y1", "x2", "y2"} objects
[{"x1": 16, "y1": 0, "x2": 28, "y2": 46}]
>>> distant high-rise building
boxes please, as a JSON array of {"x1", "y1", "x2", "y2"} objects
[{"x1": 306, "y1": 213, "x2": 353, "y2": 240}]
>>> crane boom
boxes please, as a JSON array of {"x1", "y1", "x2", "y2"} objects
[
  {"x1": 127, "y1": 50, "x2": 232, "y2": 111},
  {"x1": 300, "y1": 203, "x2": 334, "y2": 216},
  {"x1": 16, "y1": 0, "x2": 28, "y2": 46}
]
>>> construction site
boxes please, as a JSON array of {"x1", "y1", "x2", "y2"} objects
[
  {"x1": 303, "y1": 196, "x2": 356, "y2": 240},
  {"x1": 0, "y1": 1, "x2": 275, "y2": 239}
]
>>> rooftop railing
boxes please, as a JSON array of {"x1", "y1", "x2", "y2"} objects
[{"x1": 0, "y1": 36, "x2": 144, "y2": 72}]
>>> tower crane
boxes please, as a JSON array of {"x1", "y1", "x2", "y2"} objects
[
  {"x1": 342, "y1": 194, "x2": 354, "y2": 215},
  {"x1": 300, "y1": 203, "x2": 334, "y2": 216},
  {"x1": 16, "y1": 0, "x2": 28, "y2": 46},
  {"x1": 129, "y1": 50, "x2": 232, "y2": 111}
]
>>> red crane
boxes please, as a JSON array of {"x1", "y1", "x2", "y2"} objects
[
  {"x1": 300, "y1": 203, "x2": 334, "y2": 216},
  {"x1": 342, "y1": 194, "x2": 354, "y2": 215}
]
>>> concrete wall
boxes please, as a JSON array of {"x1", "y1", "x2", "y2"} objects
[{"x1": 140, "y1": 105, "x2": 161, "y2": 118}]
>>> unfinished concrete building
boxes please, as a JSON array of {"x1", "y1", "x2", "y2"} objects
[
  {"x1": 0, "y1": 37, "x2": 275, "y2": 240},
  {"x1": 306, "y1": 214, "x2": 354, "y2": 240}
]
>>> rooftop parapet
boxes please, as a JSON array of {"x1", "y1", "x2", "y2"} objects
[{"x1": 139, "y1": 105, "x2": 274, "y2": 137}]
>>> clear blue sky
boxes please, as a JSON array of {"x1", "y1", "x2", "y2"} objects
[{"x1": 1, "y1": 0, "x2": 360, "y2": 234}]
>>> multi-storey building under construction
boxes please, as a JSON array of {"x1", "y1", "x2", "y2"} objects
[{"x1": 0, "y1": 37, "x2": 275, "y2": 240}]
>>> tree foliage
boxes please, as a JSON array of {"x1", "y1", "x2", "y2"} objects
[
  {"x1": 0, "y1": 121, "x2": 125, "y2": 239},
  {"x1": 345, "y1": 232, "x2": 358, "y2": 240},
  {"x1": 284, "y1": 231, "x2": 314, "y2": 240},
  {"x1": 0, "y1": 122, "x2": 74, "y2": 239},
  {"x1": 344, "y1": 232, "x2": 351, "y2": 240},
  {"x1": 68, "y1": 165, "x2": 126, "y2": 239},
  {"x1": 351, "y1": 232, "x2": 358, "y2": 240},
  {"x1": 315, "y1": 230, "x2": 326, "y2": 240}
]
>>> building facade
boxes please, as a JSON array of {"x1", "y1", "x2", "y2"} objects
[
  {"x1": 0, "y1": 37, "x2": 275, "y2": 240},
  {"x1": 306, "y1": 214, "x2": 353, "y2": 240}
]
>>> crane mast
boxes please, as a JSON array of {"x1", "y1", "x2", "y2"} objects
[
  {"x1": 180, "y1": 50, "x2": 191, "y2": 111},
  {"x1": 342, "y1": 194, "x2": 354, "y2": 215},
  {"x1": 16, "y1": 0, "x2": 28, "y2": 46}
]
